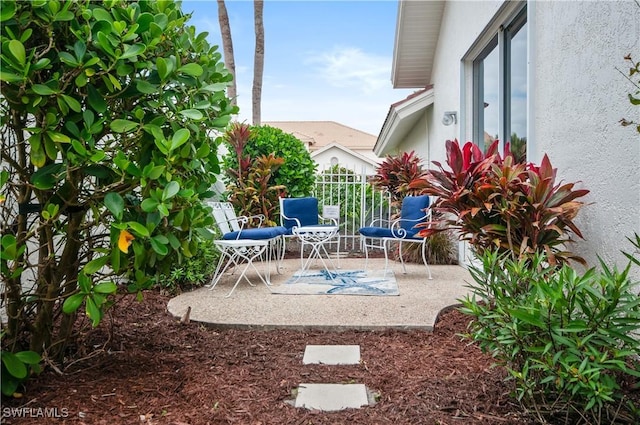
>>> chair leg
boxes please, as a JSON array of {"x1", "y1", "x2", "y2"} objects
[
  {"x1": 399, "y1": 241, "x2": 408, "y2": 274},
  {"x1": 382, "y1": 239, "x2": 390, "y2": 278},
  {"x1": 421, "y1": 240, "x2": 433, "y2": 280},
  {"x1": 362, "y1": 236, "x2": 369, "y2": 272}
]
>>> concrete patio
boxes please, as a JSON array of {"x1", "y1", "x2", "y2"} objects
[{"x1": 167, "y1": 257, "x2": 474, "y2": 330}]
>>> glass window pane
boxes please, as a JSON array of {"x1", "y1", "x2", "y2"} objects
[
  {"x1": 509, "y1": 21, "x2": 527, "y2": 162},
  {"x1": 482, "y1": 47, "x2": 499, "y2": 152}
]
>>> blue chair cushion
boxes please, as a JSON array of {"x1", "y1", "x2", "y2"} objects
[
  {"x1": 359, "y1": 226, "x2": 420, "y2": 239},
  {"x1": 223, "y1": 226, "x2": 287, "y2": 240},
  {"x1": 281, "y1": 197, "x2": 319, "y2": 229},
  {"x1": 400, "y1": 195, "x2": 430, "y2": 232}
]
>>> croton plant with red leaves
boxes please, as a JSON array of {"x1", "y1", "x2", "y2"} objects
[{"x1": 409, "y1": 139, "x2": 589, "y2": 265}]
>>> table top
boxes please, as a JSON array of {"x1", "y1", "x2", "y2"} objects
[{"x1": 293, "y1": 225, "x2": 338, "y2": 233}]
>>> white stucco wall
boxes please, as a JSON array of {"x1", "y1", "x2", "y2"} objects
[
  {"x1": 312, "y1": 148, "x2": 378, "y2": 174},
  {"x1": 532, "y1": 1, "x2": 640, "y2": 271}
]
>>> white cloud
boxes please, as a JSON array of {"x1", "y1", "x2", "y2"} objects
[{"x1": 306, "y1": 46, "x2": 393, "y2": 94}]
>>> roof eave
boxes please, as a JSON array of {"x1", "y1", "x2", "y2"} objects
[
  {"x1": 375, "y1": 87, "x2": 435, "y2": 156},
  {"x1": 391, "y1": 0, "x2": 445, "y2": 89}
]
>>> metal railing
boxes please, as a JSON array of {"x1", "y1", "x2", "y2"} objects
[{"x1": 313, "y1": 165, "x2": 391, "y2": 254}]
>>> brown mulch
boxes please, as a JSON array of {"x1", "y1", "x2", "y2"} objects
[{"x1": 2, "y1": 291, "x2": 534, "y2": 425}]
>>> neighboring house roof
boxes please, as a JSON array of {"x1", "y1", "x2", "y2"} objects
[
  {"x1": 375, "y1": 85, "x2": 434, "y2": 156},
  {"x1": 311, "y1": 142, "x2": 380, "y2": 168},
  {"x1": 264, "y1": 121, "x2": 377, "y2": 152},
  {"x1": 392, "y1": 1, "x2": 444, "y2": 89}
]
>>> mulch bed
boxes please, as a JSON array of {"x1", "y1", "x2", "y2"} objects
[{"x1": 2, "y1": 290, "x2": 535, "y2": 425}]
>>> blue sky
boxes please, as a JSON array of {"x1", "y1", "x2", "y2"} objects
[{"x1": 181, "y1": 0, "x2": 414, "y2": 135}]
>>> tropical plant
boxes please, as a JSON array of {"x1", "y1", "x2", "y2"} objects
[
  {"x1": 410, "y1": 139, "x2": 589, "y2": 265},
  {"x1": 224, "y1": 123, "x2": 286, "y2": 225},
  {"x1": 0, "y1": 0, "x2": 236, "y2": 365},
  {"x1": 223, "y1": 124, "x2": 316, "y2": 199},
  {"x1": 369, "y1": 151, "x2": 427, "y2": 208},
  {"x1": 460, "y1": 235, "x2": 640, "y2": 423}
]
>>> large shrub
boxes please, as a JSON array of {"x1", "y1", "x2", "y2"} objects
[
  {"x1": 460, "y1": 236, "x2": 640, "y2": 423},
  {"x1": 0, "y1": 0, "x2": 236, "y2": 366},
  {"x1": 410, "y1": 139, "x2": 589, "y2": 265},
  {"x1": 223, "y1": 124, "x2": 317, "y2": 199}
]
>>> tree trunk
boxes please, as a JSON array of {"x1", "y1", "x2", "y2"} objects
[
  {"x1": 252, "y1": 0, "x2": 264, "y2": 125},
  {"x1": 217, "y1": 0, "x2": 237, "y2": 106}
]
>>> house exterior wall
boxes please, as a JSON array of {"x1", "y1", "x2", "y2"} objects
[
  {"x1": 312, "y1": 147, "x2": 378, "y2": 174},
  {"x1": 531, "y1": 1, "x2": 640, "y2": 270},
  {"x1": 396, "y1": 112, "x2": 429, "y2": 162},
  {"x1": 399, "y1": 0, "x2": 640, "y2": 273}
]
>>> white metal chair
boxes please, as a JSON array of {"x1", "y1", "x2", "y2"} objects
[
  {"x1": 358, "y1": 195, "x2": 433, "y2": 279},
  {"x1": 209, "y1": 202, "x2": 287, "y2": 297},
  {"x1": 279, "y1": 197, "x2": 340, "y2": 269}
]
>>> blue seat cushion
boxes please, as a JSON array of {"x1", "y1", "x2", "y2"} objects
[
  {"x1": 223, "y1": 226, "x2": 287, "y2": 240},
  {"x1": 400, "y1": 195, "x2": 430, "y2": 232},
  {"x1": 359, "y1": 226, "x2": 420, "y2": 239},
  {"x1": 281, "y1": 197, "x2": 319, "y2": 229}
]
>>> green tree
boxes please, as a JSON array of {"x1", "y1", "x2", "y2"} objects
[
  {"x1": 223, "y1": 124, "x2": 317, "y2": 198},
  {"x1": 0, "y1": 0, "x2": 236, "y2": 362}
]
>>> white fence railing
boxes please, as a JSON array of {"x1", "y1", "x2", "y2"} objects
[{"x1": 313, "y1": 166, "x2": 391, "y2": 253}]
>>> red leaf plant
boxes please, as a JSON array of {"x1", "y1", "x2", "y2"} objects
[{"x1": 409, "y1": 139, "x2": 589, "y2": 265}]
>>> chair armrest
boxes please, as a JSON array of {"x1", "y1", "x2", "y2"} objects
[
  {"x1": 318, "y1": 215, "x2": 338, "y2": 226},
  {"x1": 240, "y1": 214, "x2": 266, "y2": 227},
  {"x1": 367, "y1": 218, "x2": 392, "y2": 227},
  {"x1": 389, "y1": 209, "x2": 431, "y2": 238},
  {"x1": 280, "y1": 211, "x2": 302, "y2": 228}
]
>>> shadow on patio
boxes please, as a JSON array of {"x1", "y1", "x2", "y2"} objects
[{"x1": 167, "y1": 257, "x2": 473, "y2": 330}]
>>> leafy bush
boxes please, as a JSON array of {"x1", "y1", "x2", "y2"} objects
[
  {"x1": 158, "y1": 238, "x2": 220, "y2": 293},
  {"x1": 410, "y1": 140, "x2": 589, "y2": 265},
  {"x1": 223, "y1": 123, "x2": 286, "y2": 225},
  {"x1": 460, "y1": 235, "x2": 640, "y2": 423},
  {"x1": 223, "y1": 124, "x2": 317, "y2": 199},
  {"x1": 0, "y1": 0, "x2": 235, "y2": 363}
]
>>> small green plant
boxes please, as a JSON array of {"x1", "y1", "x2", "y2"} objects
[
  {"x1": 410, "y1": 140, "x2": 589, "y2": 265},
  {"x1": 460, "y1": 235, "x2": 640, "y2": 424},
  {"x1": 158, "y1": 238, "x2": 220, "y2": 293},
  {"x1": 1, "y1": 332, "x2": 41, "y2": 397},
  {"x1": 619, "y1": 53, "x2": 640, "y2": 134}
]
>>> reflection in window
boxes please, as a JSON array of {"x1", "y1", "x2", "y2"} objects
[{"x1": 473, "y1": 7, "x2": 527, "y2": 162}]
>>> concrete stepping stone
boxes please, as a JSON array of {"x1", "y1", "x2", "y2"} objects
[
  {"x1": 295, "y1": 383, "x2": 369, "y2": 411},
  {"x1": 302, "y1": 344, "x2": 360, "y2": 365}
]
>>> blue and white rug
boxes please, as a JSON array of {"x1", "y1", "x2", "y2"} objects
[{"x1": 272, "y1": 269, "x2": 399, "y2": 296}]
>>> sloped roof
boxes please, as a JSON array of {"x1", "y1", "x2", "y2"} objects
[{"x1": 264, "y1": 121, "x2": 377, "y2": 151}]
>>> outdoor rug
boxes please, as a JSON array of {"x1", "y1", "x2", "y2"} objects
[{"x1": 271, "y1": 269, "x2": 399, "y2": 296}]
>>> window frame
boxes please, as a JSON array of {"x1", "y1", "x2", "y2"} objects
[{"x1": 466, "y1": 4, "x2": 528, "y2": 156}]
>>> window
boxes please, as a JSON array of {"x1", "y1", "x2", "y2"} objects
[{"x1": 472, "y1": 7, "x2": 527, "y2": 162}]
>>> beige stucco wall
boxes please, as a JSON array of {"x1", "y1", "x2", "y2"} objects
[
  {"x1": 531, "y1": 1, "x2": 640, "y2": 271},
  {"x1": 402, "y1": 0, "x2": 640, "y2": 273}
]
